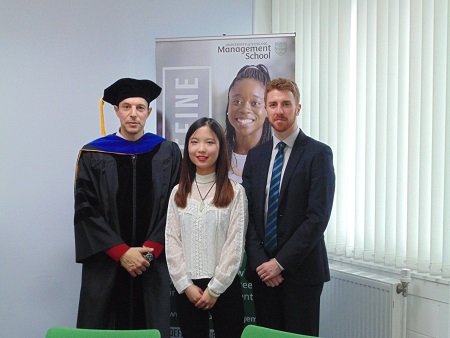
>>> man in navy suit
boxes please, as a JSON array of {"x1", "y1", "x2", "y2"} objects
[{"x1": 242, "y1": 78, "x2": 335, "y2": 336}]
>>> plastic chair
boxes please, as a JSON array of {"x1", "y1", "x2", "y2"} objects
[
  {"x1": 241, "y1": 325, "x2": 317, "y2": 337},
  {"x1": 45, "y1": 327, "x2": 161, "y2": 338}
]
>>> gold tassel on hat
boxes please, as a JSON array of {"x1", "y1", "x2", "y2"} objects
[{"x1": 99, "y1": 98, "x2": 106, "y2": 136}]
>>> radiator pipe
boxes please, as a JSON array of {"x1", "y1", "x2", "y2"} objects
[
  {"x1": 396, "y1": 268, "x2": 411, "y2": 297},
  {"x1": 396, "y1": 268, "x2": 411, "y2": 338}
]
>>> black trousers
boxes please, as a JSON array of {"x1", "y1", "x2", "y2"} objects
[
  {"x1": 252, "y1": 281, "x2": 324, "y2": 336},
  {"x1": 175, "y1": 275, "x2": 244, "y2": 338}
]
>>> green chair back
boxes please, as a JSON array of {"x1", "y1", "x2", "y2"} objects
[
  {"x1": 241, "y1": 325, "x2": 317, "y2": 337},
  {"x1": 46, "y1": 327, "x2": 160, "y2": 338}
]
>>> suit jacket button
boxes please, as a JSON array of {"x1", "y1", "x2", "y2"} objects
[{"x1": 259, "y1": 242, "x2": 264, "y2": 247}]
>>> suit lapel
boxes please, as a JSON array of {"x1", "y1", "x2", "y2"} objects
[{"x1": 279, "y1": 130, "x2": 307, "y2": 199}]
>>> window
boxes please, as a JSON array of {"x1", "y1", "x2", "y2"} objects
[{"x1": 254, "y1": 0, "x2": 450, "y2": 278}]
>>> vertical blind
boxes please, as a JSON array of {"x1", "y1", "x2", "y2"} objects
[{"x1": 253, "y1": 0, "x2": 450, "y2": 278}]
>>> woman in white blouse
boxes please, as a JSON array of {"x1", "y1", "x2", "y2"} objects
[{"x1": 165, "y1": 117, "x2": 248, "y2": 338}]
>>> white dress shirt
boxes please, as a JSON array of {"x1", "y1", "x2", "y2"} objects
[
  {"x1": 264, "y1": 128, "x2": 300, "y2": 270},
  {"x1": 265, "y1": 128, "x2": 300, "y2": 219}
]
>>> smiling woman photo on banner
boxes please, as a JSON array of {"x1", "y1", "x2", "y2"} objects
[{"x1": 225, "y1": 64, "x2": 272, "y2": 183}]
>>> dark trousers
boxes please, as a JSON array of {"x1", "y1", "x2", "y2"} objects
[
  {"x1": 175, "y1": 275, "x2": 244, "y2": 338},
  {"x1": 252, "y1": 281, "x2": 324, "y2": 336}
]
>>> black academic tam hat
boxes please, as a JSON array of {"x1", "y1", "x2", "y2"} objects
[
  {"x1": 98, "y1": 78, "x2": 162, "y2": 136},
  {"x1": 103, "y1": 78, "x2": 162, "y2": 106}
]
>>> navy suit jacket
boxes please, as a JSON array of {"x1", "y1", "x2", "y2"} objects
[{"x1": 242, "y1": 129, "x2": 335, "y2": 285}]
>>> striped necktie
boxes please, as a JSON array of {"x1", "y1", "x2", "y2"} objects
[{"x1": 265, "y1": 141, "x2": 286, "y2": 254}]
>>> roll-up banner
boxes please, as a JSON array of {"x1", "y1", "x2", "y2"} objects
[{"x1": 156, "y1": 33, "x2": 295, "y2": 337}]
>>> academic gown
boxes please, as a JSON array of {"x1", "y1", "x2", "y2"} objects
[{"x1": 74, "y1": 133, "x2": 181, "y2": 337}]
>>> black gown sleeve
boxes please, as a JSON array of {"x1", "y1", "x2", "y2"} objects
[{"x1": 74, "y1": 150, "x2": 124, "y2": 263}]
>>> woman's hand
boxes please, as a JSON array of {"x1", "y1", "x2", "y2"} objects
[
  {"x1": 195, "y1": 289, "x2": 218, "y2": 310},
  {"x1": 184, "y1": 285, "x2": 203, "y2": 304}
]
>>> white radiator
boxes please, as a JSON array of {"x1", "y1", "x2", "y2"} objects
[{"x1": 319, "y1": 264, "x2": 404, "y2": 338}]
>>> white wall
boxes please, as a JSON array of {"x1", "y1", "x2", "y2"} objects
[{"x1": 0, "y1": 1, "x2": 253, "y2": 337}]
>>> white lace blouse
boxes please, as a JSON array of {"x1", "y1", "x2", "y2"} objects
[{"x1": 165, "y1": 172, "x2": 248, "y2": 295}]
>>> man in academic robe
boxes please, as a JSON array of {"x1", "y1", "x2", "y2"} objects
[{"x1": 74, "y1": 78, "x2": 181, "y2": 338}]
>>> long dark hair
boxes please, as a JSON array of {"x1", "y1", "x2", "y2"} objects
[
  {"x1": 225, "y1": 64, "x2": 272, "y2": 161},
  {"x1": 175, "y1": 117, "x2": 234, "y2": 208}
]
